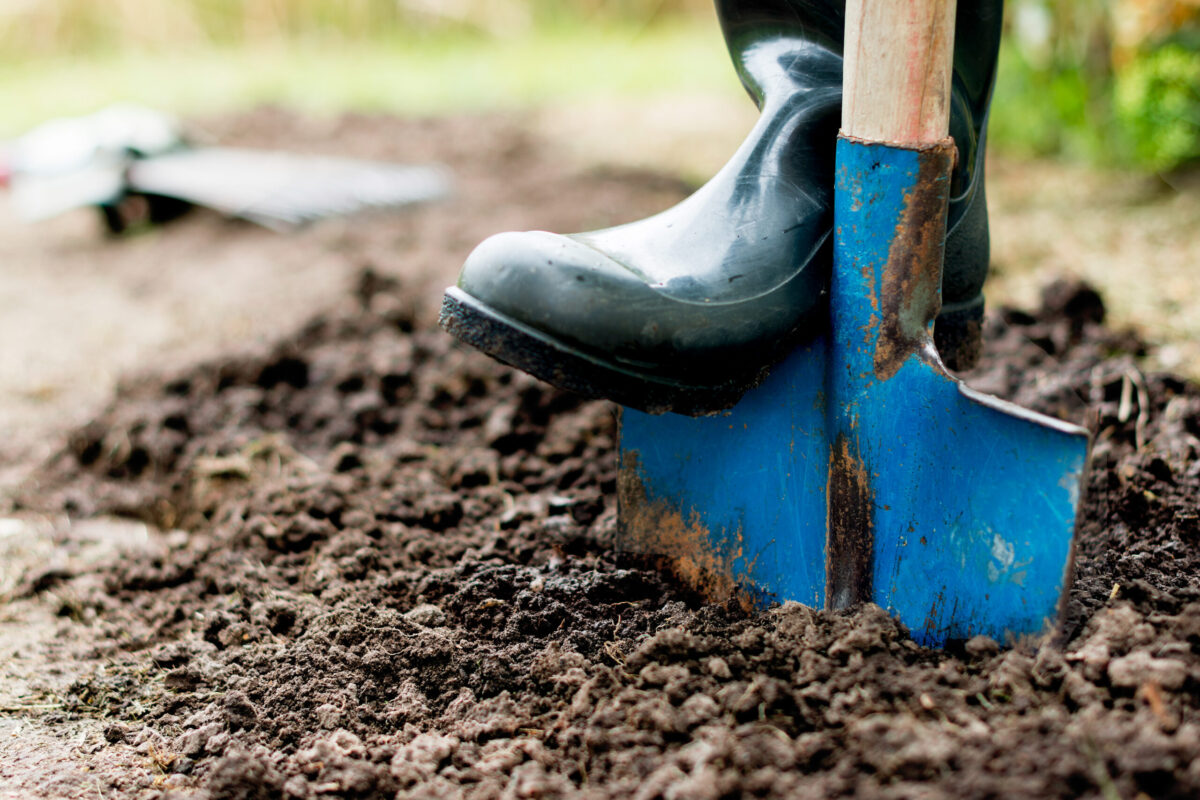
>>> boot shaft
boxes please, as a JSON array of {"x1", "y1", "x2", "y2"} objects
[
  {"x1": 717, "y1": 0, "x2": 1001, "y2": 208},
  {"x1": 716, "y1": 0, "x2": 1003, "y2": 123},
  {"x1": 717, "y1": 0, "x2": 845, "y2": 106}
]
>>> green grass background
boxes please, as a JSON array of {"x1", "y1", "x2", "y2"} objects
[
  {"x1": 0, "y1": 22, "x2": 740, "y2": 137},
  {"x1": 2, "y1": 0, "x2": 1198, "y2": 171}
]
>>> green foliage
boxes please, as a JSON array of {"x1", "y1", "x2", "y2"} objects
[
  {"x1": 0, "y1": 0, "x2": 714, "y2": 61},
  {"x1": 0, "y1": 22, "x2": 736, "y2": 138},
  {"x1": 991, "y1": 0, "x2": 1200, "y2": 171},
  {"x1": 9, "y1": 0, "x2": 1200, "y2": 174},
  {"x1": 990, "y1": 41, "x2": 1113, "y2": 163},
  {"x1": 1115, "y1": 42, "x2": 1200, "y2": 171},
  {"x1": 0, "y1": 0, "x2": 730, "y2": 137},
  {"x1": 987, "y1": 0, "x2": 1118, "y2": 164}
]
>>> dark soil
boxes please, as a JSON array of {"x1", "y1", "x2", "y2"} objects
[{"x1": 10, "y1": 112, "x2": 1200, "y2": 800}]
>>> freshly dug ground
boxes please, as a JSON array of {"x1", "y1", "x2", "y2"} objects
[{"x1": 5, "y1": 111, "x2": 1200, "y2": 799}]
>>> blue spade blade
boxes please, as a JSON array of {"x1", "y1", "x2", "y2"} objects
[{"x1": 618, "y1": 137, "x2": 1090, "y2": 648}]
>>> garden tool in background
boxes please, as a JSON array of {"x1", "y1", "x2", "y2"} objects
[
  {"x1": 617, "y1": 0, "x2": 1091, "y2": 646},
  {"x1": 4, "y1": 104, "x2": 452, "y2": 234}
]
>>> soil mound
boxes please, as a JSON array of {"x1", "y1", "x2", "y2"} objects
[{"x1": 16, "y1": 271, "x2": 1200, "y2": 799}]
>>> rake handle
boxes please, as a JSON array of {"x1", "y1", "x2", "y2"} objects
[{"x1": 842, "y1": 0, "x2": 957, "y2": 145}]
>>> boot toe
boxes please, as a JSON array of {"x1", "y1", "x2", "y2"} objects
[
  {"x1": 458, "y1": 230, "x2": 680, "y2": 365},
  {"x1": 456, "y1": 225, "x2": 830, "y2": 383}
]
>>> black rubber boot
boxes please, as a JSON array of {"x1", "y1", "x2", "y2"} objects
[{"x1": 441, "y1": 0, "x2": 1002, "y2": 416}]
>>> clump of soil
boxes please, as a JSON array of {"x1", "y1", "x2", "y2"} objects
[{"x1": 16, "y1": 268, "x2": 1200, "y2": 800}]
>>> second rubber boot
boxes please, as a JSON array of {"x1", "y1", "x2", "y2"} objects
[{"x1": 441, "y1": 0, "x2": 1002, "y2": 416}]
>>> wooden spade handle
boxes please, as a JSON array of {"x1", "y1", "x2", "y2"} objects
[{"x1": 841, "y1": 0, "x2": 957, "y2": 145}]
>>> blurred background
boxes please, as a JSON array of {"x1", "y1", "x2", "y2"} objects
[
  {"x1": 2, "y1": 0, "x2": 1200, "y2": 464},
  {"x1": 2, "y1": 0, "x2": 1199, "y2": 171}
]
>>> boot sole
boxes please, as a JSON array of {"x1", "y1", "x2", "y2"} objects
[
  {"x1": 440, "y1": 288, "x2": 770, "y2": 416},
  {"x1": 441, "y1": 287, "x2": 985, "y2": 414}
]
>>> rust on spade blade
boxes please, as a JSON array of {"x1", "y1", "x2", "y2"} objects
[
  {"x1": 617, "y1": 450, "x2": 756, "y2": 611},
  {"x1": 873, "y1": 139, "x2": 956, "y2": 381},
  {"x1": 826, "y1": 433, "x2": 873, "y2": 609}
]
